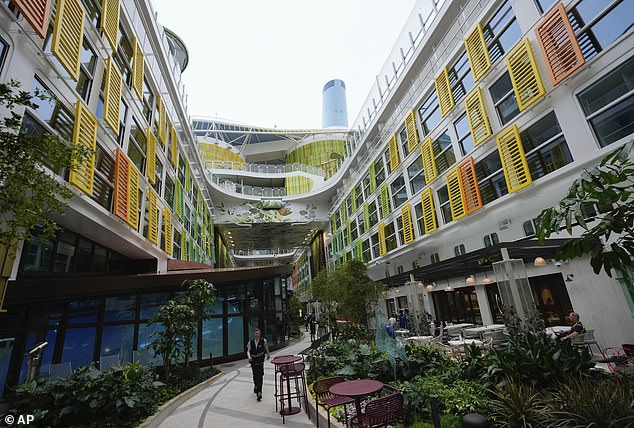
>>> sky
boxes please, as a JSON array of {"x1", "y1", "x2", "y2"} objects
[{"x1": 150, "y1": 0, "x2": 418, "y2": 129}]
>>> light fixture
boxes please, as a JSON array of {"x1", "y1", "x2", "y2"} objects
[
  {"x1": 465, "y1": 275, "x2": 476, "y2": 285},
  {"x1": 481, "y1": 272, "x2": 494, "y2": 285},
  {"x1": 534, "y1": 256, "x2": 547, "y2": 267},
  {"x1": 426, "y1": 283, "x2": 435, "y2": 292},
  {"x1": 417, "y1": 281, "x2": 425, "y2": 289},
  {"x1": 395, "y1": 289, "x2": 401, "y2": 294},
  {"x1": 445, "y1": 281, "x2": 454, "y2": 292}
]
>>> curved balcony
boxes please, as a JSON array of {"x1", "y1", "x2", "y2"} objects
[
  {"x1": 231, "y1": 249, "x2": 297, "y2": 258},
  {"x1": 209, "y1": 175, "x2": 288, "y2": 198},
  {"x1": 205, "y1": 161, "x2": 326, "y2": 178}
]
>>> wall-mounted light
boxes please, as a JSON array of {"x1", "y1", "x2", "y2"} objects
[
  {"x1": 465, "y1": 275, "x2": 476, "y2": 285},
  {"x1": 481, "y1": 272, "x2": 494, "y2": 285},
  {"x1": 426, "y1": 283, "x2": 435, "y2": 292},
  {"x1": 395, "y1": 288, "x2": 401, "y2": 294},
  {"x1": 445, "y1": 280, "x2": 454, "y2": 292},
  {"x1": 534, "y1": 256, "x2": 547, "y2": 267},
  {"x1": 566, "y1": 273, "x2": 574, "y2": 282},
  {"x1": 417, "y1": 281, "x2": 425, "y2": 289}
]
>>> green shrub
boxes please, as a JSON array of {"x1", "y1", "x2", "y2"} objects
[
  {"x1": 405, "y1": 343, "x2": 459, "y2": 381},
  {"x1": 335, "y1": 323, "x2": 374, "y2": 342},
  {"x1": 488, "y1": 377, "x2": 549, "y2": 427}
]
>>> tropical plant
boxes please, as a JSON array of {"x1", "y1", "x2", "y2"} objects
[
  {"x1": 180, "y1": 279, "x2": 216, "y2": 366},
  {"x1": 286, "y1": 293, "x2": 302, "y2": 337},
  {"x1": 148, "y1": 299, "x2": 196, "y2": 379},
  {"x1": 310, "y1": 259, "x2": 386, "y2": 326},
  {"x1": 536, "y1": 141, "x2": 634, "y2": 277},
  {"x1": 488, "y1": 377, "x2": 548, "y2": 428},
  {"x1": 0, "y1": 80, "x2": 92, "y2": 247}
]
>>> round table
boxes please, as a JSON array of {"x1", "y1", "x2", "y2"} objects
[
  {"x1": 403, "y1": 335, "x2": 433, "y2": 345},
  {"x1": 448, "y1": 338, "x2": 483, "y2": 347},
  {"x1": 271, "y1": 355, "x2": 303, "y2": 416},
  {"x1": 329, "y1": 379, "x2": 384, "y2": 416}
]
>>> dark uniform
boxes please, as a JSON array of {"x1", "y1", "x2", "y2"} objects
[{"x1": 248, "y1": 337, "x2": 268, "y2": 399}]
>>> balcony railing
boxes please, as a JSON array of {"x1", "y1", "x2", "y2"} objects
[
  {"x1": 205, "y1": 161, "x2": 325, "y2": 177},
  {"x1": 209, "y1": 175, "x2": 287, "y2": 198},
  {"x1": 231, "y1": 249, "x2": 296, "y2": 257}
]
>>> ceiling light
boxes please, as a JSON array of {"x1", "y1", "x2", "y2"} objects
[
  {"x1": 465, "y1": 275, "x2": 476, "y2": 285},
  {"x1": 426, "y1": 283, "x2": 435, "y2": 292},
  {"x1": 534, "y1": 256, "x2": 547, "y2": 267}
]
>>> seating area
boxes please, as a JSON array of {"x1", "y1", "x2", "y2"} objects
[{"x1": 313, "y1": 375, "x2": 355, "y2": 428}]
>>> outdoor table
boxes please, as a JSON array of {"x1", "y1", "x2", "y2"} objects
[
  {"x1": 271, "y1": 355, "x2": 303, "y2": 416},
  {"x1": 445, "y1": 323, "x2": 474, "y2": 335},
  {"x1": 448, "y1": 338, "x2": 483, "y2": 347},
  {"x1": 395, "y1": 329, "x2": 410, "y2": 337},
  {"x1": 463, "y1": 324, "x2": 506, "y2": 339},
  {"x1": 545, "y1": 326, "x2": 569, "y2": 338},
  {"x1": 329, "y1": 379, "x2": 384, "y2": 417},
  {"x1": 403, "y1": 335, "x2": 433, "y2": 345}
]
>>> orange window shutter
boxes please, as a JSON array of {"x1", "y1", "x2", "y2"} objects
[
  {"x1": 113, "y1": 148, "x2": 130, "y2": 222},
  {"x1": 13, "y1": 0, "x2": 52, "y2": 38},
  {"x1": 506, "y1": 39, "x2": 546, "y2": 111},
  {"x1": 147, "y1": 189, "x2": 159, "y2": 244},
  {"x1": 421, "y1": 137, "x2": 437, "y2": 183},
  {"x1": 132, "y1": 38, "x2": 144, "y2": 99},
  {"x1": 104, "y1": 56, "x2": 122, "y2": 135},
  {"x1": 446, "y1": 167, "x2": 466, "y2": 221},
  {"x1": 458, "y1": 157, "x2": 482, "y2": 214},
  {"x1": 434, "y1": 67, "x2": 455, "y2": 117},
  {"x1": 127, "y1": 163, "x2": 139, "y2": 230},
  {"x1": 69, "y1": 100, "x2": 97, "y2": 196},
  {"x1": 405, "y1": 110, "x2": 419, "y2": 153},
  {"x1": 535, "y1": 3, "x2": 585, "y2": 85},
  {"x1": 465, "y1": 23, "x2": 492, "y2": 82},
  {"x1": 464, "y1": 87, "x2": 492, "y2": 146},
  {"x1": 378, "y1": 222, "x2": 387, "y2": 256},
  {"x1": 100, "y1": 0, "x2": 119, "y2": 52},
  {"x1": 421, "y1": 187, "x2": 437, "y2": 234},
  {"x1": 146, "y1": 128, "x2": 156, "y2": 184},
  {"x1": 401, "y1": 204, "x2": 414, "y2": 244},
  {"x1": 163, "y1": 207, "x2": 173, "y2": 255},
  {"x1": 497, "y1": 124, "x2": 533, "y2": 193},
  {"x1": 51, "y1": 0, "x2": 85, "y2": 81}
]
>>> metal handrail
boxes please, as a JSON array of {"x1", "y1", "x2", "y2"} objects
[
  {"x1": 205, "y1": 161, "x2": 326, "y2": 177},
  {"x1": 209, "y1": 175, "x2": 287, "y2": 197}
]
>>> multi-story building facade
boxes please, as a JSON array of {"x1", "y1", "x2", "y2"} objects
[{"x1": 0, "y1": 0, "x2": 633, "y2": 397}]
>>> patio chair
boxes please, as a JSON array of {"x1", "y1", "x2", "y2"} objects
[
  {"x1": 571, "y1": 329, "x2": 601, "y2": 355},
  {"x1": 313, "y1": 376, "x2": 354, "y2": 428},
  {"x1": 601, "y1": 346, "x2": 633, "y2": 373},
  {"x1": 49, "y1": 362, "x2": 72, "y2": 380}
]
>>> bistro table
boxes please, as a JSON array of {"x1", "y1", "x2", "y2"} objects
[
  {"x1": 448, "y1": 338, "x2": 484, "y2": 347},
  {"x1": 444, "y1": 323, "x2": 475, "y2": 336},
  {"x1": 545, "y1": 326, "x2": 569, "y2": 338},
  {"x1": 403, "y1": 335, "x2": 434, "y2": 346},
  {"x1": 271, "y1": 355, "x2": 303, "y2": 416},
  {"x1": 329, "y1": 379, "x2": 384, "y2": 417},
  {"x1": 463, "y1": 324, "x2": 506, "y2": 339},
  {"x1": 395, "y1": 329, "x2": 410, "y2": 338}
]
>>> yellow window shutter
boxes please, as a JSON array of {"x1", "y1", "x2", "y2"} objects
[
  {"x1": 465, "y1": 23, "x2": 492, "y2": 81},
  {"x1": 506, "y1": 38, "x2": 546, "y2": 111},
  {"x1": 127, "y1": 163, "x2": 139, "y2": 230},
  {"x1": 51, "y1": 0, "x2": 85, "y2": 81},
  {"x1": 363, "y1": 203, "x2": 370, "y2": 232},
  {"x1": 388, "y1": 133, "x2": 400, "y2": 170},
  {"x1": 157, "y1": 96, "x2": 166, "y2": 145},
  {"x1": 535, "y1": 3, "x2": 585, "y2": 85},
  {"x1": 12, "y1": 0, "x2": 52, "y2": 38},
  {"x1": 497, "y1": 124, "x2": 533, "y2": 192},
  {"x1": 104, "y1": 56, "x2": 122, "y2": 135},
  {"x1": 351, "y1": 187, "x2": 357, "y2": 212},
  {"x1": 380, "y1": 184, "x2": 391, "y2": 217},
  {"x1": 458, "y1": 157, "x2": 483, "y2": 215},
  {"x1": 147, "y1": 188, "x2": 158, "y2": 244},
  {"x1": 405, "y1": 110, "x2": 419, "y2": 153},
  {"x1": 341, "y1": 203, "x2": 347, "y2": 223},
  {"x1": 378, "y1": 222, "x2": 387, "y2": 256},
  {"x1": 185, "y1": 160, "x2": 191, "y2": 191},
  {"x1": 113, "y1": 148, "x2": 130, "y2": 222},
  {"x1": 421, "y1": 187, "x2": 437, "y2": 234},
  {"x1": 346, "y1": 222, "x2": 352, "y2": 245},
  {"x1": 401, "y1": 204, "x2": 414, "y2": 244},
  {"x1": 132, "y1": 38, "x2": 144, "y2": 99},
  {"x1": 446, "y1": 167, "x2": 467, "y2": 221},
  {"x1": 464, "y1": 87, "x2": 492, "y2": 146},
  {"x1": 163, "y1": 207, "x2": 172, "y2": 255},
  {"x1": 434, "y1": 67, "x2": 455, "y2": 117},
  {"x1": 170, "y1": 124, "x2": 179, "y2": 168},
  {"x1": 369, "y1": 162, "x2": 377, "y2": 193},
  {"x1": 69, "y1": 100, "x2": 97, "y2": 196},
  {"x1": 421, "y1": 137, "x2": 437, "y2": 183},
  {"x1": 100, "y1": 0, "x2": 119, "y2": 52},
  {"x1": 146, "y1": 128, "x2": 156, "y2": 184}
]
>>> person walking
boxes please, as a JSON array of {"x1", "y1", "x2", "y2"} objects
[
  {"x1": 246, "y1": 327, "x2": 270, "y2": 401},
  {"x1": 309, "y1": 317, "x2": 317, "y2": 342}
]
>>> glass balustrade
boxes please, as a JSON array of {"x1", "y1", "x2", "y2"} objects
[{"x1": 205, "y1": 161, "x2": 326, "y2": 177}]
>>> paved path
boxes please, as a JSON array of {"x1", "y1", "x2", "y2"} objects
[{"x1": 158, "y1": 334, "x2": 314, "y2": 428}]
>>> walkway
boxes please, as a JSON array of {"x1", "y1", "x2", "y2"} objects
[{"x1": 158, "y1": 333, "x2": 314, "y2": 428}]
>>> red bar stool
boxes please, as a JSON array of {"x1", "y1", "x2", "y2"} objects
[{"x1": 278, "y1": 361, "x2": 309, "y2": 423}]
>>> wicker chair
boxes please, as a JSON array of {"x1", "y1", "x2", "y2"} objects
[{"x1": 313, "y1": 376, "x2": 354, "y2": 428}]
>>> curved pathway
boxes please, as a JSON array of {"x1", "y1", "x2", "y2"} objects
[{"x1": 158, "y1": 334, "x2": 314, "y2": 427}]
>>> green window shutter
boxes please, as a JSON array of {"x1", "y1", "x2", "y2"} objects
[{"x1": 369, "y1": 162, "x2": 377, "y2": 193}]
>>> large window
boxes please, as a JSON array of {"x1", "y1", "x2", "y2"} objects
[
  {"x1": 407, "y1": 156, "x2": 426, "y2": 194},
  {"x1": 521, "y1": 112, "x2": 573, "y2": 180},
  {"x1": 454, "y1": 113, "x2": 474, "y2": 156},
  {"x1": 577, "y1": 56, "x2": 634, "y2": 147},
  {"x1": 418, "y1": 92, "x2": 442, "y2": 137},
  {"x1": 483, "y1": 1, "x2": 522, "y2": 64},
  {"x1": 385, "y1": 221, "x2": 397, "y2": 253},
  {"x1": 535, "y1": 0, "x2": 556, "y2": 13},
  {"x1": 375, "y1": 160, "x2": 386, "y2": 187},
  {"x1": 448, "y1": 51, "x2": 475, "y2": 105},
  {"x1": 569, "y1": 0, "x2": 634, "y2": 61},
  {"x1": 114, "y1": 26, "x2": 133, "y2": 86},
  {"x1": 390, "y1": 174, "x2": 408, "y2": 210},
  {"x1": 475, "y1": 150, "x2": 508, "y2": 205},
  {"x1": 431, "y1": 131, "x2": 456, "y2": 175},
  {"x1": 354, "y1": 183, "x2": 364, "y2": 208},
  {"x1": 0, "y1": 37, "x2": 8, "y2": 72},
  {"x1": 43, "y1": 35, "x2": 96, "y2": 102},
  {"x1": 432, "y1": 286, "x2": 482, "y2": 324},
  {"x1": 92, "y1": 145, "x2": 115, "y2": 211},
  {"x1": 128, "y1": 118, "x2": 147, "y2": 174},
  {"x1": 437, "y1": 185, "x2": 452, "y2": 224},
  {"x1": 368, "y1": 200, "x2": 379, "y2": 227},
  {"x1": 414, "y1": 202, "x2": 425, "y2": 236},
  {"x1": 490, "y1": 72, "x2": 519, "y2": 125}
]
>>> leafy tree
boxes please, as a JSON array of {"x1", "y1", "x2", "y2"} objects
[
  {"x1": 0, "y1": 80, "x2": 91, "y2": 247},
  {"x1": 148, "y1": 299, "x2": 196, "y2": 379},
  {"x1": 310, "y1": 259, "x2": 386, "y2": 326},
  {"x1": 286, "y1": 293, "x2": 302, "y2": 337},
  {"x1": 180, "y1": 279, "x2": 216, "y2": 366},
  {"x1": 536, "y1": 142, "x2": 634, "y2": 277}
]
